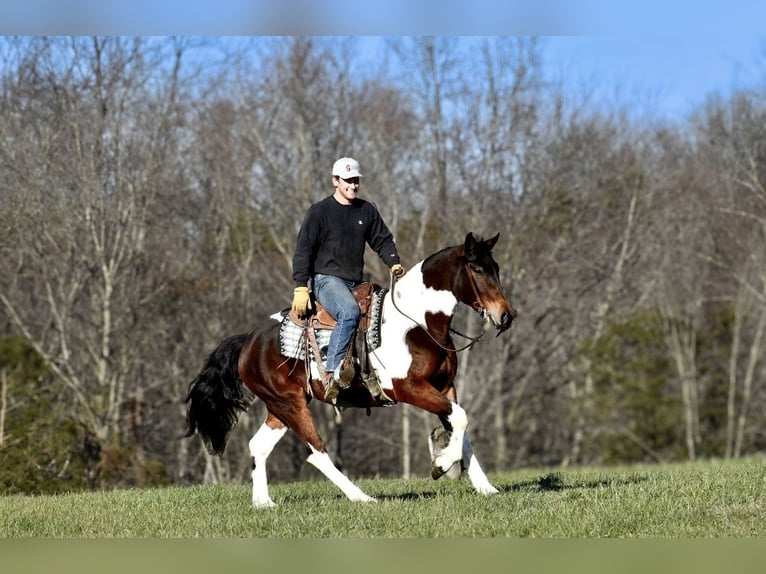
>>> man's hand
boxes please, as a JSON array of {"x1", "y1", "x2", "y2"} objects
[
  {"x1": 292, "y1": 286, "x2": 312, "y2": 316},
  {"x1": 391, "y1": 264, "x2": 406, "y2": 279}
]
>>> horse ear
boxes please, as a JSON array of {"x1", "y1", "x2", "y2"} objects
[
  {"x1": 485, "y1": 233, "x2": 500, "y2": 250},
  {"x1": 464, "y1": 232, "x2": 479, "y2": 255}
]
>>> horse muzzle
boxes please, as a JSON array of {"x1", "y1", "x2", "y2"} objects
[{"x1": 482, "y1": 305, "x2": 516, "y2": 335}]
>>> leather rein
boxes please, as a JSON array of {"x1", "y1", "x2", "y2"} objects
[{"x1": 388, "y1": 265, "x2": 491, "y2": 353}]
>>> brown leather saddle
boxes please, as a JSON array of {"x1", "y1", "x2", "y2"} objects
[
  {"x1": 288, "y1": 282, "x2": 377, "y2": 333},
  {"x1": 288, "y1": 282, "x2": 394, "y2": 406}
]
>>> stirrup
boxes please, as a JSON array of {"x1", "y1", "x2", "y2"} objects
[
  {"x1": 362, "y1": 374, "x2": 396, "y2": 406},
  {"x1": 339, "y1": 349, "x2": 356, "y2": 384}
]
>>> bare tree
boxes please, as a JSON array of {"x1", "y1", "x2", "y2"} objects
[
  {"x1": 693, "y1": 92, "x2": 766, "y2": 458},
  {"x1": 0, "y1": 36, "x2": 192, "y2": 484}
]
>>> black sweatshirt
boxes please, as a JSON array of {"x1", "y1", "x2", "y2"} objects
[{"x1": 292, "y1": 195, "x2": 400, "y2": 286}]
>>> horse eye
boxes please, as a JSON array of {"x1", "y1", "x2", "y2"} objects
[{"x1": 471, "y1": 265, "x2": 484, "y2": 275}]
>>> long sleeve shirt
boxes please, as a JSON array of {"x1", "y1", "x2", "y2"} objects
[{"x1": 292, "y1": 195, "x2": 400, "y2": 286}]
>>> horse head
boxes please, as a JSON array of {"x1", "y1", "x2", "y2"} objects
[{"x1": 460, "y1": 232, "x2": 517, "y2": 334}]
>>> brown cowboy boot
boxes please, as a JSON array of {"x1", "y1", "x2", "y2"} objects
[
  {"x1": 323, "y1": 369, "x2": 352, "y2": 403},
  {"x1": 324, "y1": 342, "x2": 356, "y2": 402},
  {"x1": 323, "y1": 372, "x2": 341, "y2": 403}
]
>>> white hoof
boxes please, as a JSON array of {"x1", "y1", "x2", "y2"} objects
[
  {"x1": 475, "y1": 483, "x2": 499, "y2": 495},
  {"x1": 253, "y1": 498, "x2": 277, "y2": 509}
]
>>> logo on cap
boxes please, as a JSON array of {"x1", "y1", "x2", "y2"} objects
[{"x1": 345, "y1": 164, "x2": 352, "y2": 172}]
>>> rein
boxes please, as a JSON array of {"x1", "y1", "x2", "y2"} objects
[{"x1": 388, "y1": 268, "x2": 490, "y2": 353}]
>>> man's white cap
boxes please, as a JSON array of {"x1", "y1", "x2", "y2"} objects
[{"x1": 332, "y1": 157, "x2": 363, "y2": 178}]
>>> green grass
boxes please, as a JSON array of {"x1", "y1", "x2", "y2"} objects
[{"x1": 2, "y1": 458, "x2": 765, "y2": 538}]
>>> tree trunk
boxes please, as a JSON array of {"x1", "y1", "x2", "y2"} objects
[
  {"x1": 401, "y1": 404, "x2": 411, "y2": 479},
  {"x1": 725, "y1": 296, "x2": 744, "y2": 458},
  {"x1": 0, "y1": 368, "x2": 6, "y2": 447},
  {"x1": 734, "y1": 302, "x2": 766, "y2": 457}
]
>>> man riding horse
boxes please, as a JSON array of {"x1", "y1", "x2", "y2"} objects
[{"x1": 291, "y1": 157, "x2": 405, "y2": 402}]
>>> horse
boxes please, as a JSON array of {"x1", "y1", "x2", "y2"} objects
[{"x1": 185, "y1": 232, "x2": 517, "y2": 507}]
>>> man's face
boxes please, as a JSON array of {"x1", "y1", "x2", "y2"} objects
[{"x1": 334, "y1": 176, "x2": 360, "y2": 203}]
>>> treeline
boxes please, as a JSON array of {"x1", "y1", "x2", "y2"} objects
[{"x1": 1, "y1": 36, "x2": 765, "y2": 494}]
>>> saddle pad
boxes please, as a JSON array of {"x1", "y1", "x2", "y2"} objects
[
  {"x1": 278, "y1": 314, "x2": 331, "y2": 360},
  {"x1": 366, "y1": 287, "x2": 388, "y2": 349}
]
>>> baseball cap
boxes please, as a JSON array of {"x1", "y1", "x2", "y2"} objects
[{"x1": 332, "y1": 157, "x2": 364, "y2": 178}]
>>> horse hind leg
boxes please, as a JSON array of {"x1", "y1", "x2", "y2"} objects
[
  {"x1": 249, "y1": 414, "x2": 288, "y2": 509},
  {"x1": 306, "y1": 447, "x2": 376, "y2": 503},
  {"x1": 275, "y1": 400, "x2": 376, "y2": 503}
]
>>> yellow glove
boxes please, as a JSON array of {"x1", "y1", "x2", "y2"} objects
[
  {"x1": 292, "y1": 286, "x2": 312, "y2": 316},
  {"x1": 391, "y1": 264, "x2": 405, "y2": 279}
]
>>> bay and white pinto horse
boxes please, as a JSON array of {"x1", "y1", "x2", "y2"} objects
[{"x1": 185, "y1": 232, "x2": 516, "y2": 507}]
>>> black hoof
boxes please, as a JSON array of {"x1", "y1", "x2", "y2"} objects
[{"x1": 431, "y1": 461, "x2": 455, "y2": 480}]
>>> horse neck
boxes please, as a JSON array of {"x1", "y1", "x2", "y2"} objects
[
  {"x1": 420, "y1": 244, "x2": 469, "y2": 300},
  {"x1": 387, "y1": 258, "x2": 460, "y2": 341}
]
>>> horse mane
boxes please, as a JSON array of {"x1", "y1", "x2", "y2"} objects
[
  {"x1": 422, "y1": 233, "x2": 492, "y2": 267},
  {"x1": 422, "y1": 242, "x2": 463, "y2": 266}
]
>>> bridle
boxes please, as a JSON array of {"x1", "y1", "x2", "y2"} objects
[{"x1": 388, "y1": 264, "x2": 492, "y2": 353}]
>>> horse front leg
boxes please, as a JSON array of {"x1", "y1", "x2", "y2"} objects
[
  {"x1": 437, "y1": 386, "x2": 497, "y2": 493},
  {"x1": 429, "y1": 421, "x2": 499, "y2": 494},
  {"x1": 392, "y1": 381, "x2": 469, "y2": 481},
  {"x1": 249, "y1": 414, "x2": 288, "y2": 508},
  {"x1": 430, "y1": 401, "x2": 469, "y2": 480},
  {"x1": 461, "y1": 431, "x2": 499, "y2": 495}
]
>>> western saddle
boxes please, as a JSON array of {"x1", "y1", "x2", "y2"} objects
[{"x1": 287, "y1": 283, "x2": 394, "y2": 406}]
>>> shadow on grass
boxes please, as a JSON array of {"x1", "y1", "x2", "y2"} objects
[
  {"x1": 373, "y1": 490, "x2": 440, "y2": 502},
  {"x1": 501, "y1": 472, "x2": 647, "y2": 493},
  {"x1": 363, "y1": 472, "x2": 646, "y2": 501},
  {"x1": 275, "y1": 471, "x2": 648, "y2": 504},
  {"x1": 367, "y1": 473, "x2": 646, "y2": 501}
]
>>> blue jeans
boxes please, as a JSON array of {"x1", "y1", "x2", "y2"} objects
[{"x1": 312, "y1": 274, "x2": 360, "y2": 374}]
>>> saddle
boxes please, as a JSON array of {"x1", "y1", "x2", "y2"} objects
[
  {"x1": 288, "y1": 282, "x2": 377, "y2": 333},
  {"x1": 287, "y1": 282, "x2": 394, "y2": 406}
]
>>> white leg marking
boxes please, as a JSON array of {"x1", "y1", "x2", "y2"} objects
[
  {"x1": 433, "y1": 403, "x2": 467, "y2": 473},
  {"x1": 306, "y1": 446, "x2": 376, "y2": 503},
  {"x1": 462, "y1": 432, "x2": 499, "y2": 495},
  {"x1": 249, "y1": 423, "x2": 288, "y2": 509}
]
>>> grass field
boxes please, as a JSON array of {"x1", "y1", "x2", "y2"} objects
[{"x1": 2, "y1": 457, "x2": 765, "y2": 538}]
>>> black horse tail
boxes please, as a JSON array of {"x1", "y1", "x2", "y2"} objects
[{"x1": 184, "y1": 333, "x2": 251, "y2": 455}]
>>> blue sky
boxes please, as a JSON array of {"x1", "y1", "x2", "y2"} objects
[
  {"x1": 1, "y1": 1, "x2": 764, "y2": 120},
  {"x1": 543, "y1": 36, "x2": 765, "y2": 120}
]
